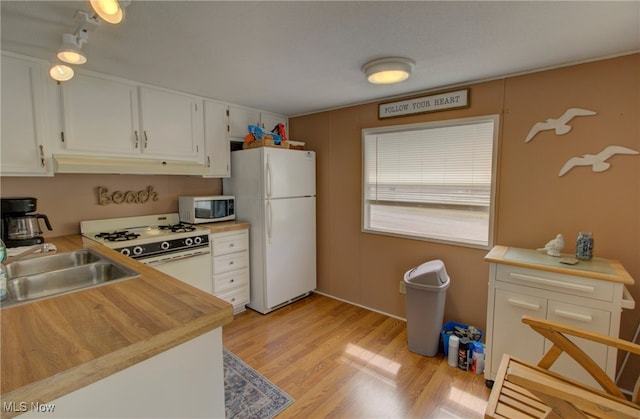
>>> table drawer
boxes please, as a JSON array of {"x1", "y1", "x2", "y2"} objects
[
  {"x1": 496, "y1": 265, "x2": 614, "y2": 302},
  {"x1": 213, "y1": 268, "x2": 249, "y2": 293}
]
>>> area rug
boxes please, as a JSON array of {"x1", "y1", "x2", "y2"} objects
[{"x1": 224, "y1": 349, "x2": 294, "y2": 419}]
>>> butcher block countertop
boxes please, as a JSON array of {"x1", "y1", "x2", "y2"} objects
[
  {"x1": 0, "y1": 233, "x2": 234, "y2": 416},
  {"x1": 203, "y1": 220, "x2": 250, "y2": 233},
  {"x1": 485, "y1": 245, "x2": 634, "y2": 285}
]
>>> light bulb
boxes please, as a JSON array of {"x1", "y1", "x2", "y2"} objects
[
  {"x1": 368, "y1": 70, "x2": 410, "y2": 84},
  {"x1": 49, "y1": 63, "x2": 74, "y2": 82},
  {"x1": 90, "y1": 0, "x2": 124, "y2": 24},
  {"x1": 57, "y1": 50, "x2": 87, "y2": 65}
]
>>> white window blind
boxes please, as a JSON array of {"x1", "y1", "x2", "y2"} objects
[{"x1": 362, "y1": 115, "x2": 498, "y2": 247}]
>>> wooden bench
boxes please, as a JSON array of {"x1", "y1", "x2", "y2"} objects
[{"x1": 485, "y1": 316, "x2": 640, "y2": 418}]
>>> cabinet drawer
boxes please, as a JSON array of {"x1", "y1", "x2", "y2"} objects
[
  {"x1": 491, "y1": 289, "x2": 547, "y2": 377},
  {"x1": 216, "y1": 285, "x2": 249, "y2": 310},
  {"x1": 546, "y1": 300, "x2": 611, "y2": 387},
  {"x1": 213, "y1": 268, "x2": 249, "y2": 293},
  {"x1": 212, "y1": 251, "x2": 248, "y2": 275},
  {"x1": 211, "y1": 231, "x2": 248, "y2": 256},
  {"x1": 496, "y1": 265, "x2": 614, "y2": 302}
]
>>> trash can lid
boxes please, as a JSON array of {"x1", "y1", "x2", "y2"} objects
[{"x1": 404, "y1": 259, "x2": 450, "y2": 288}]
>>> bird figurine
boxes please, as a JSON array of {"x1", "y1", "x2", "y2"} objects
[
  {"x1": 537, "y1": 234, "x2": 565, "y2": 257},
  {"x1": 559, "y1": 145, "x2": 639, "y2": 176},
  {"x1": 525, "y1": 108, "x2": 597, "y2": 142}
]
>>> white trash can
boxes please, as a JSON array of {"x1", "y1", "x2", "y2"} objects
[{"x1": 404, "y1": 259, "x2": 450, "y2": 356}]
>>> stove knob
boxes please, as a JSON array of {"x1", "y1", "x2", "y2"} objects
[
  {"x1": 194, "y1": 236, "x2": 202, "y2": 245},
  {"x1": 185, "y1": 238, "x2": 193, "y2": 246},
  {"x1": 120, "y1": 248, "x2": 131, "y2": 257},
  {"x1": 133, "y1": 246, "x2": 143, "y2": 256},
  {"x1": 161, "y1": 241, "x2": 170, "y2": 250}
]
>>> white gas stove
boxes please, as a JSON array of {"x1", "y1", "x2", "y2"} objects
[{"x1": 81, "y1": 214, "x2": 213, "y2": 293}]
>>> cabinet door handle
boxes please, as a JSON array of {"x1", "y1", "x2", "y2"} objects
[
  {"x1": 266, "y1": 201, "x2": 273, "y2": 244},
  {"x1": 553, "y1": 309, "x2": 593, "y2": 323},
  {"x1": 510, "y1": 273, "x2": 595, "y2": 293},
  {"x1": 143, "y1": 130, "x2": 149, "y2": 148},
  {"x1": 207, "y1": 156, "x2": 211, "y2": 167},
  {"x1": 134, "y1": 130, "x2": 139, "y2": 148},
  {"x1": 39, "y1": 145, "x2": 45, "y2": 167},
  {"x1": 507, "y1": 298, "x2": 541, "y2": 311},
  {"x1": 266, "y1": 153, "x2": 272, "y2": 199}
]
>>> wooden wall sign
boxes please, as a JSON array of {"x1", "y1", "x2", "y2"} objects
[
  {"x1": 98, "y1": 186, "x2": 159, "y2": 205},
  {"x1": 378, "y1": 88, "x2": 470, "y2": 119}
]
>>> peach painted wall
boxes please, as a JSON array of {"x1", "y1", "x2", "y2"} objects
[
  {"x1": 289, "y1": 54, "x2": 639, "y2": 383},
  {"x1": 0, "y1": 174, "x2": 221, "y2": 235}
]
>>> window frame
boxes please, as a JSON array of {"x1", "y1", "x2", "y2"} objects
[{"x1": 361, "y1": 114, "x2": 500, "y2": 249}]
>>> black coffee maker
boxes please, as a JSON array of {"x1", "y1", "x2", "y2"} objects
[{"x1": 1, "y1": 197, "x2": 53, "y2": 248}]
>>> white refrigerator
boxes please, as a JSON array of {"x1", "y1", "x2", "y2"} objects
[{"x1": 223, "y1": 147, "x2": 316, "y2": 314}]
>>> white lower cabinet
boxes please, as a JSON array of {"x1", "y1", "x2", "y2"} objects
[
  {"x1": 19, "y1": 328, "x2": 225, "y2": 419},
  {"x1": 211, "y1": 229, "x2": 250, "y2": 313},
  {"x1": 485, "y1": 246, "x2": 634, "y2": 389}
]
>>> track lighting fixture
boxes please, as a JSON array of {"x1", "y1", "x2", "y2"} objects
[
  {"x1": 90, "y1": 0, "x2": 130, "y2": 24},
  {"x1": 57, "y1": 32, "x2": 88, "y2": 65},
  {"x1": 48, "y1": 3, "x2": 129, "y2": 82}
]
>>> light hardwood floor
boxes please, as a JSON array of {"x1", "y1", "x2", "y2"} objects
[{"x1": 222, "y1": 293, "x2": 491, "y2": 418}]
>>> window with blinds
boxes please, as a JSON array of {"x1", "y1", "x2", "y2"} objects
[{"x1": 362, "y1": 115, "x2": 498, "y2": 247}]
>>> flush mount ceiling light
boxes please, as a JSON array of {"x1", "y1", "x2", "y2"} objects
[
  {"x1": 90, "y1": 0, "x2": 130, "y2": 24},
  {"x1": 49, "y1": 62, "x2": 75, "y2": 82},
  {"x1": 57, "y1": 32, "x2": 88, "y2": 64},
  {"x1": 362, "y1": 57, "x2": 415, "y2": 85}
]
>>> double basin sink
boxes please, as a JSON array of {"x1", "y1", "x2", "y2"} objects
[{"x1": 2, "y1": 248, "x2": 139, "y2": 308}]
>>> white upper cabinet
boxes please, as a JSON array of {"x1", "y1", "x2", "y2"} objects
[
  {"x1": 57, "y1": 70, "x2": 203, "y2": 163},
  {"x1": 228, "y1": 105, "x2": 260, "y2": 139},
  {"x1": 203, "y1": 100, "x2": 230, "y2": 177},
  {"x1": 259, "y1": 111, "x2": 288, "y2": 139},
  {"x1": 138, "y1": 86, "x2": 203, "y2": 162},
  {"x1": 228, "y1": 105, "x2": 288, "y2": 141},
  {"x1": 2, "y1": 52, "x2": 287, "y2": 176},
  {"x1": 1, "y1": 53, "x2": 52, "y2": 176},
  {"x1": 60, "y1": 71, "x2": 139, "y2": 155}
]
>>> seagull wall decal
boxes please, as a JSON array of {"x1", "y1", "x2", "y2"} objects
[
  {"x1": 525, "y1": 108, "x2": 597, "y2": 142},
  {"x1": 558, "y1": 145, "x2": 639, "y2": 176}
]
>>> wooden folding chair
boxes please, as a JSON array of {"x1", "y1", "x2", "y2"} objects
[{"x1": 485, "y1": 315, "x2": 640, "y2": 418}]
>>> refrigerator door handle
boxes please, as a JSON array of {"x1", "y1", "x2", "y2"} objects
[
  {"x1": 266, "y1": 153, "x2": 272, "y2": 199},
  {"x1": 267, "y1": 200, "x2": 273, "y2": 244}
]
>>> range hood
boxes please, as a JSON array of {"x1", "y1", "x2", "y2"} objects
[{"x1": 53, "y1": 154, "x2": 209, "y2": 176}]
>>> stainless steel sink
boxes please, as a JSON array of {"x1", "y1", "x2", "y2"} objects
[
  {"x1": 6, "y1": 249, "x2": 102, "y2": 279},
  {"x1": 2, "y1": 249, "x2": 139, "y2": 307}
]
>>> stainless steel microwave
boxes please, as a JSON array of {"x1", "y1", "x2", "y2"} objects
[{"x1": 178, "y1": 195, "x2": 235, "y2": 224}]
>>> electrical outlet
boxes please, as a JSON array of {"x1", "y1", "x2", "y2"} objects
[{"x1": 399, "y1": 280, "x2": 406, "y2": 294}]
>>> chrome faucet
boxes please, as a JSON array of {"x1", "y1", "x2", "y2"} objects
[{"x1": 8, "y1": 243, "x2": 56, "y2": 262}]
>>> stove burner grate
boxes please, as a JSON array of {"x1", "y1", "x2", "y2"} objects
[
  {"x1": 158, "y1": 223, "x2": 196, "y2": 233},
  {"x1": 95, "y1": 230, "x2": 141, "y2": 242}
]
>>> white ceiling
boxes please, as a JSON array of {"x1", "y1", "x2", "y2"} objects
[{"x1": 1, "y1": 1, "x2": 639, "y2": 116}]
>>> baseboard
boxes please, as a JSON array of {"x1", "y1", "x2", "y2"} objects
[{"x1": 312, "y1": 290, "x2": 407, "y2": 322}]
